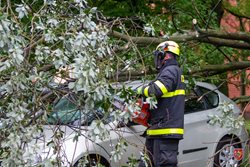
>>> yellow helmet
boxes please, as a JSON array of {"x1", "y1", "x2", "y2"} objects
[{"x1": 156, "y1": 41, "x2": 180, "y2": 56}]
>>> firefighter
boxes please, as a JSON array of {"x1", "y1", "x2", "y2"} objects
[{"x1": 137, "y1": 41, "x2": 185, "y2": 167}]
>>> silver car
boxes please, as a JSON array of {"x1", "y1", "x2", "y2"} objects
[{"x1": 3, "y1": 81, "x2": 248, "y2": 167}]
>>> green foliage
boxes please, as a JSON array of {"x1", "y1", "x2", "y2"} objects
[
  {"x1": 223, "y1": 0, "x2": 250, "y2": 18},
  {"x1": 88, "y1": 0, "x2": 150, "y2": 17},
  {"x1": 0, "y1": 0, "x2": 118, "y2": 166},
  {"x1": 208, "y1": 101, "x2": 245, "y2": 131},
  {"x1": 90, "y1": 0, "x2": 133, "y2": 16},
  {"x1": 94, "y1": 0, "x2": 225, "y2": 82},
  {"x1": 124, "y1": 154, "x2": 140, "y2": 167},
  {"x1": 0, "y1": 0, "x2": 248, "y2": 166}
]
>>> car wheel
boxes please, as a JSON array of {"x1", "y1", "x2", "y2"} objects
[
  {"x1": 213, "y1": 137, "x2": 242, "y2": 167},
  {"x1": 74, "y1": 154, "x2": 110, "y2": 167}
]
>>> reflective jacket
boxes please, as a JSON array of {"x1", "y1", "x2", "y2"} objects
[{"x1": 141, "y1": 59, "x2": 185, "y2": 139}]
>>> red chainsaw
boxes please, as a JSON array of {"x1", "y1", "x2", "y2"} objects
[
  {"x1": 112, "y1": 97, "x2": 150, "y2": 127},
  {"x1": 131, "y1": 99, "x2": 150, "y2": 127}
]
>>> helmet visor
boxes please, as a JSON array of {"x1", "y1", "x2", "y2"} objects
[{"x1": 153, "y1": 50, "x2": 164, "y2": 70}]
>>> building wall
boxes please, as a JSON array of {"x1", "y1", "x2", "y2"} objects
[{"x1": 220, "y1": 3, "x2": 250, "y2": 113}]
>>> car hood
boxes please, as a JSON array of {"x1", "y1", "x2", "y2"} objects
[
  {"x1": 34, "y1": 123, "x2": 116, "y2": 153},
  {"x1": 32, "y1": 125, "x2": 100, "y2": 166},
  {"x1": 33, "y1": 125, "x2": 87, "y2": 143},
  {"x1": 48, "y1": 125, "x2": 85, "y2": 140}
]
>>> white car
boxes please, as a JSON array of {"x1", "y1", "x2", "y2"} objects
[{"x1": 6, "y1": 81, "x2": 249, "y2": 167}]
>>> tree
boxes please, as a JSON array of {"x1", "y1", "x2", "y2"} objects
[
  {"x1": 99, "y1": 0, "x2": 250, "y2": 109},
  {"x1": 0, "y1": 0, "x2": 116, "y2": 166},
  {"x1": 0, "y1": 0, "x2": 249, "y2": 166}
]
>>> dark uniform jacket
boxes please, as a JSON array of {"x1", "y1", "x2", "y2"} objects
[{"x1": 141, "y1": 58, "x2": 185, "y2": 139}]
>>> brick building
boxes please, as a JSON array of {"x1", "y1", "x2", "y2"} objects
[{"x1": 220, "y1": 0, "x2": 250, "y2": 114}]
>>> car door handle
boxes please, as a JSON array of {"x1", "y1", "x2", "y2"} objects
[{"x1": 206, "y1": 119, "x2": 211, "y2": 124}]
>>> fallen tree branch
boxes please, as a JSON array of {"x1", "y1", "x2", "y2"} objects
[
  {"x1": 233, "y1": 96, "x2": 250, "y2": 104},
  {"x1": 189, "y1": 61, "x2": 250, "y2": 76},
  {"x1": 109, "y1": 61, "x2": 250, "y2": 79},
  {"x1": 109, "y1": 29, "x2": 250, "y2": 49},
  {"x1": 197, "y1": 36, "x2": 250, "y2": 49}
]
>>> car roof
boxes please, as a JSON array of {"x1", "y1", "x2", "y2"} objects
[
  {"x1": 112, "y1": 80, "x2": 149, "y2": 90},
  {"x1": 195, "y1": 82, "x2": 218, "y2": 91},
  {"x1": 112, "y1": 80, "x2": 218, "y2": 91}
]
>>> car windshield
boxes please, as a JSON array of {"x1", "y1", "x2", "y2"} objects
[
  {"x1": 47, "y1": 94, "x2": 113, "y2": 126},
  {"x1": 46, "y1": 81, "x2": 140, "y2": 126}
]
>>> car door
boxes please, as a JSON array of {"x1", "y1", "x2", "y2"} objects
[{"x1": 178, "y1": 86, "x2": 220, "y2": 167}]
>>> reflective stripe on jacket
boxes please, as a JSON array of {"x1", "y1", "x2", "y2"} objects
[{"x1": 141, "y1": 59, "x2": 185, "y2": 139}]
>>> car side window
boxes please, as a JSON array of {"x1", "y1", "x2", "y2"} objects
[
  {"x1": 197, "y1": 87, "x2": 219, "y2": 109},
  {"x1": 185, "y1": 89, "x2": 206, "y2": 114},
  {"x1": 185, "y1": 86, "x2": 219, "y2": 114}
]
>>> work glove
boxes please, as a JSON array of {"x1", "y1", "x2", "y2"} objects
[{"x1": 136, "y1": 86, "x2": 143, "y2": 95}]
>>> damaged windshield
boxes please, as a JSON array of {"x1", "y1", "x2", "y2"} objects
[{"x1": 47, "y1": 93, "x2": 114, "y2": 126}]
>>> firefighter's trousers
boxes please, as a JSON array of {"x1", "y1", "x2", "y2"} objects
[{"x1": 138, "y1": 138, "x2": 179, "y2": 167}]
